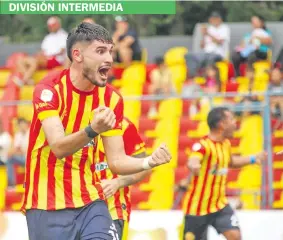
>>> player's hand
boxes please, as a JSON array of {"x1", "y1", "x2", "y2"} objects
[
  {"x1": 90, "y1": 106, "x2": 116, "y2": 134},
  {"x1": 201, "y1": 25, "x2": 208, "y2": 35},
  {"x1": 100, "y1": 179, "x2": 120, "y2": 199},
  {"x1": 255, "y1": 151, "x2": 267, "y2": 164},
  {"x1": 148, "y1": 143, "x2": 172, "y2": 168},
  {"x1": 188, "y1": 158, "x2": 201, "y2": 175}
]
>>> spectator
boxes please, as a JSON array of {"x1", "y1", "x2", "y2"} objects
[
  {"x1": 186, "y1": 12, "x2": 230, "y2": 77},
  {"x1": 17, "y1": 16, "x2": 68, "y2": 84},
  {"x1": 112, "y1": 16, "x2": 142, "y2": 66},
  {"x1": 268, "y1": 66, "x2": 283, "y2": 119},
  {"x1": 203, "y1": 64, "x2": 222, "y2": 93},
  {"x1": 232, "y1": 15, "x2": 272, "y2": 76},
  {"x1": 0, "y1": 119, "x2": 12, "y2": 165},
  {"x1": 147, "y1": 56, "x2": 174, "y2": 118},
  {"x1": 6, "y1": 118, "x2": 29, "y2": 186}
]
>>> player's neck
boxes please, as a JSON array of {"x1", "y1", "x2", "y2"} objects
[
  {"x1": 208, "y1": 131, "x2": 224, "y2": 142},
  {"x1": 69, "y1": 66, "x2": 95, "y2": 92}
]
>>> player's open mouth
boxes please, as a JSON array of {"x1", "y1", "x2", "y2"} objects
[{"x1": 98, "y1": 66, "x2": 111, "y2": 80}]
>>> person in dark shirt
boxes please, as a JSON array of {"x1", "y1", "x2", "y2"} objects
[{"x1": 112, "y1": 16, "x2": 142, "y2": 66}]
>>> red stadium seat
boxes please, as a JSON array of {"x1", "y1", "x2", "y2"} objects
[
  {"x1": 225, "y1": 82, "x2": 239, "y2": 92},
  {"x1": 182, "y1": 100, "x2": 191, "y2": 116},
  {"x1": 178, "y1": 151, "x2": 188, "y2": 167},
  {"x1": 138, "y1": 117, "x2": 157, "y2": 134},
  {"x1": 239, "y1": 63, "x2": 247, "y2": 76},
  {"x1": 130, "y1": 187, "x2": 150, "y2": 209},
  {"x1": 227, "y1": 169, "x2": 241, "y2": 183},
  {"x1": 230, "y1": 138, "x2": 240, "y2": 147},
  {"x1": 273, "y1": 169, "x2": 283, "y2": 182},
  {"x1": 142, "y1": 82, "x2": 151, "y2": 95},
  {"x1": 227, "y1": 62, "x2": 235, "y2": 80},
  {"x1": 112, "y1": 66, "x2": 125, "y2": 80},
  {"x1": 5, "y1": 189, "x2": 24, "y2": 211},
  {"x1": 178, "y1": 135, "x2": 199, "y2": 151},
  {"x1": 174, "y1": 166, "x2": 190, "y2": 184},
  {"x1": 271, "y1": 119, "x2": 283, "y2": 131},
  {"x1": 273, "y1": 153, "x2": 283, "y2": 162},
  {"x1": 140, "y1": 135, "x2": 155, "y2": 148},
  {"x1": 141, "y1": 101, "x2": 160, "y2": 116},
  {"x1": 179, "y1": 117, "x2": 199, "y2": 133},
  {"x1": 5, "y1": 52, "x2": 27, "y2": 71},
  {"x1": 272, "y1": 137, "x2": 283, "y2": 146}
]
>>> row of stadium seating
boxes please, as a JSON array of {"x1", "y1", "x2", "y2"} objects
[{"x1": 1, "y1": 47, "x2": 283, "y2": 211}]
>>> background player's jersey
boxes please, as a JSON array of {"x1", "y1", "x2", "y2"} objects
[
  {"x1": 183, "y1": 136, "x2": 231, "y2": 216},
  {"x1": 96, "y1": 117, "x2": 145, "y2": 221},
  {"x1": 21, "y1": 69, "x2": 124, "y2": 212}
]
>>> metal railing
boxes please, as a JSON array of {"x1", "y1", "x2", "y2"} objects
[{"x1": 1, "y1": 90, "x2": 282, "y2": 209}]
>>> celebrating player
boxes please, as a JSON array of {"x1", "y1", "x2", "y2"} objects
[
  {"x1": 97, "y1": 117, "x2": 150, "y2": 239},
  {"x1": 181, "y1": 107, "x2": 266, "y2": 240},
  {"x1": 21, "y1": 22, "x2": 171, "y2": 240}
]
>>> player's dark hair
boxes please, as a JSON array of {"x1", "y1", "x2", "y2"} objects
[
  {"x1": 207, "y1": 107, "x2": 230, "y2": 130},
  {"x1": 66, "y1": 22, "x2": 113, "y2": 61},
  {"x1": 17, "y1": 118, "x2": 27, "y2": 124}
]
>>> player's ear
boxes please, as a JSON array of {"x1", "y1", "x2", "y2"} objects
[{"x1": 72, "y1": 47, "x2": 83, "y2": 63}]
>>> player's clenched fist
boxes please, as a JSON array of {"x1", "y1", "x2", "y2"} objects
[
  {"x1": 142, "y1": 144, "x2": 172, "y2": 169},
  {"x1": 90, "y1": 106, "x2": 116, "y2": 134}
]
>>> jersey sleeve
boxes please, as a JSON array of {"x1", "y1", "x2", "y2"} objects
[
  {"x1": 123, "y1": 121, "x2": 145, "y2": 156},
  {"x1": 100, "y1": 91, "x2": 124, "y2": 137},
  {"x1": 190, "y1": 141, "x2": 206, "y2": 161},
  {"x1": 33, "y1": 84, "x2": 60, "y2": 122}
]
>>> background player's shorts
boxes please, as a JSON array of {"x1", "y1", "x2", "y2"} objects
[
  {"x1": 26, "y1": 200, "x2": 119, "y2": 240},
  {"x1": 182, "y1": 204, "x2": 240, "y2": 240}
]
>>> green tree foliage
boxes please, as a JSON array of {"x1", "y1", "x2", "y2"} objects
[{"x1": 1, "y1": 1, "x2": 283, "y2": 42}]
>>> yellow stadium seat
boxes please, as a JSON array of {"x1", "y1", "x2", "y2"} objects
[
  {"x1": 0, "y1": 69, "x2": 10, "y2": 87},
  {"x1": 168, "y1": 64, "x2": 187, "y2": 93},
  {"x1": 273, "y1": 191, "x2": 283, "y2": 208},
  {"x1": 216, "y1": 61, "x2": 228, "y2": 87},
  {"x1": 0, "y1": 166, "x2": 7, "y2": 210},
  {"x1": 20, "y1": 86, "x2": 34, "y2": 100},
  {"x1": 17, "y1": 105, "x2": 34, "y2": 122},
  {"x1": 164, "y1": 47, "x2": 188, "y2": 66},
  {"x1": 253, "y1": 61, "x2": 271, "y2": 74},
  {"x1": 33, "y1": 70, "x2": 49, "y2": 84},
  {"x1": 158, "y1": 99, "x2": 182, "y2": 118},
  {"x1": 194, "y1": 76, "x2": 206, "y2": 85}
]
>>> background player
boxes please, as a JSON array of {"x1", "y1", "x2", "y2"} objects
[
  {"x1": 181, "y1": 107, "x2": 266, "y2": 240},
  {"x1": 21, "y1": 22, "x2": 171, "y2": 240},
  {"x1": 97, "y1": 117, "x2": 150, "y2": 239}
]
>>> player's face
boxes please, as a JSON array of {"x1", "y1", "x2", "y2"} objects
[
  {"x1": 222, "y1": 111, "x2": 236, "y2": 138},
  {"x1": 82, "y1": 40, "x2": 113, "y2": 87}
]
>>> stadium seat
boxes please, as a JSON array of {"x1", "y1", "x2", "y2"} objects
[
  {"x1": 168, "y1": 64, "x2": 187, "y2": 93},
  {"x1": 174, "y1": 166, "x2": 190, "y2": 184},
  {"x1": 0, "y1": 69, "x2": 10, "y2": 88},
  {"x1": 273, "y1": 190, "x2": 283, "y2": 208},
  {"x1": 178, "y1": 135, "x2": 197, "y2": 151},
  {"x1": 19, "y1": 86, "x2": 34, "y2": 100},
  {"x1": 33, "y1": 70, "x2": 49, "y2": 84},
  {"x1": 138, "y1": 117, "x2": 157, "y2": 135},
  {"x1": 5, "y1": 52, "x2": 27, "y2": 71},
  {"x1": 4, "y1": 188, "x2": 24, "y2": 211},
  {"x1": 178, "y1": 151, "x2": 189, "y2": 167},
  {"x1": 17, "y1": 105, "x2": 34, "y2": 122},
  {"x1": 179, "y1": 117, "x2": 199, "y2": 133},
  {"x1": 216, "y1": 61, "x2": 229, "y2": 89},
  {"x1": 145, "y1": 64, "x2": 157, "y2": 83},
  {"x1": 273, "y1": 153, "x2": 283, "y2": 169},
  {"x1": 130, "y1": 186, "x2": 151, "y2": 209},
  {"x1": 164, "y1": 47, "x2": 188, "y2": 66},
  {"x1": 273, "y1": 169, "x2": 283, "y2": 189},
  {"x1": 226, "y1": 169, "x2": 241, "y2": 189}
]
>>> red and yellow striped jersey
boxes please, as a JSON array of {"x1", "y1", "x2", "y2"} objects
[
  {"x1": 183, "y1": 136, "x2": 231, "y2": 216},
  {"x1": 21, "y1": 69, "x2": 124, "y2": 212},
  {"x1": 96, "y1": 117, "x2": 145, "y2": 221}
]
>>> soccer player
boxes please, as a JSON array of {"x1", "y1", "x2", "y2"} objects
[
  {"x1": 96, "y1": 117, "x2": 149, "y2": 240},
  {"x1": 181, "y1": 107, "x2": 266, "y2": 240},
  {"x1": 21, "y1": 22, "x2": 171, "y2": 240}
]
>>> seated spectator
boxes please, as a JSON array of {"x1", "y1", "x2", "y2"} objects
[
  {"x1": 17, "y1": 16, "x2": 68, "y2": 84},
  {"x1": 185, "y1": 12, "x2": 230, "y2": 77},
  {"x1": 203, "y1": 64, "x2": 221, "y2": 93},
  {"x1": 147, "y1": 57, "x2": 174, "y2": 118},
  {"x1": 268, "y1": 66, "x2": 283, "y2": 119},
  {"x1": 112, "y1": 16, "x2": 142, "y2": 66},
  {"x1": 6, "y1": 118, "x2": 29, "y2": 186},
  {"x1": 232, "y1": 15, "x2": 272, "y2": 77},
  {"x1": 0, "y1": 119, "x2": 12, "y2": 165}
]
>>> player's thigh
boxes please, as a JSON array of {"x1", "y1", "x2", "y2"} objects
[
  {"x1": 79, "y1": 200, "x2": 119, "y2": 240},
  {"x1": 26, "y1": 209, "x2": 79, "y2": 240},
  {"x1": 182, "y1": 215, "x2": 209, "y2": 240},
  {"x1": 211, "y1": 205, "x2": 241, "y2": 240},
  {"x1": 113, "y1": 219, "x2": 125, "y2": 240}
]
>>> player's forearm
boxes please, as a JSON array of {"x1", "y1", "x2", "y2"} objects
[
  {"x1": 117, "y1": 170, "x2": 151, "y2": 188},
  {"x1": 230, "y1": 155, "x2": 252, "y2": 168},
  {"x1": 109, "y1": 155, "x2": 148, "y2": 175},
  {"x1": 51, "y1": 129, "x2": 91, "y2": 159}
]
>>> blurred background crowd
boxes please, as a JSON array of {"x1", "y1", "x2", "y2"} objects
[{"x1": 1, "y1": 1, "x2": 283, "y2": 220}]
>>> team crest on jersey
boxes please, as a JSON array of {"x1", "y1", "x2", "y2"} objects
[
  {"x1": 40, "y1": 89, "x2": 53, "y2": 102},
  {"x1": 192, "y1": 143, "x2": 201, "y2": 151},
  {"x1": 95, "y1": 162, "x2": 109, "y2": 171},
  {"x1": 84, "y1": 139, "x2": 96, "y2": 148}
]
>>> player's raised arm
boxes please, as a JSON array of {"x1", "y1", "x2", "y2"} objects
[
  {"x1": 187, "y1": 142, "x2": 206, "y2": 175},
  {"x1": 229, "y1": 152, "x2": 267, "y2": 168},
  {"x1": 103, "y1": 135, "x2": 171, "y2": 175}
]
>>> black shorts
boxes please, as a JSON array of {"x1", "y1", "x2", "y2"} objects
[
  {"x1": 113, "y1": 219, "x2": 124, "y2": 239},
  {"x1": 183, "y1": 204, "x2": 240, "y2": 240},
  {"x1": 26, "y1": 200, "x2": 119, "y2": 240}
]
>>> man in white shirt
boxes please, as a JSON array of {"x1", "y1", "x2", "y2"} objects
[
  {"x1": 0, "y1": 119, "x2": 12, "y2": 165},
  {"x1": 6, "y1": 118, "x2": 29, "y2": 186},
  {"x1": 186, "y1": 12, "x2": 230, "y2": 77},
  {"x1": 16, "y1": 16, "x2": 68, "y2": 84}
]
